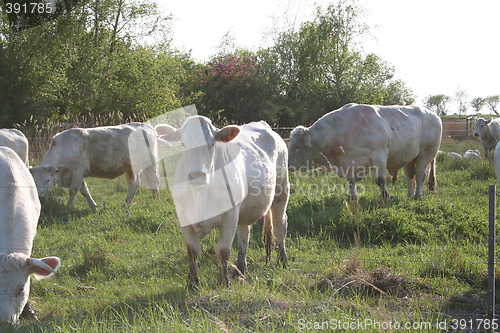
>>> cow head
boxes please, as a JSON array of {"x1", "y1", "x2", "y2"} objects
[
  {"x1": 156, "y1": 116, "x2": 247, "y2": 226},
  {"x1": 474, "y1": 117, "x2": 493, "y2": 138},
  {"x1": 156, "y1": 116, "x2": 240, "y2": 187},
  {"x1": 29, "y1": 165, "x2": 62, "y2": 198},
  {"x1": 288, "y1": 126, "x2": 320, "y2": 171},
  {"x1": 0, "y1": 254, "x2": 60, "y2": 325}
]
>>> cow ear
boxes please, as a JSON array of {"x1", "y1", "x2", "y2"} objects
[
  {"x1": 486, "y1": 118, "x2": 493, "y2": 124},
  {"x1": 155, "y1": 124, "x2": 180, "y2": 142},
  {"x1": 215, "y1": 126, "x2": 240, "y2": 142},
  {"x1": 28, "y1": 257, "x2": 61, "y2": 280}
]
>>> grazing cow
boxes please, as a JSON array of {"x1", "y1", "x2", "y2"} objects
[
  {"x1": 29, "y1": 123, "x2": 160, "y2": 211},
  {"x1": 156, "y1": 116, "x2": 289, "y2": 287},
  {"x1": 474, "y1": 117, "x2": 500, "y2": 158},
  {"x1": 288, "y1": 103, "x2": 442, "y2": 199},
  {"x1": 447, "y1": 152, "x2": 463, "y2": 159},
  {"x1": 0, "y1": 147, "x2": 60, "y2": 325},
  {"x1": 0, "y1": 129, "x2": 29, "y2": 166},
  {"x1": 464, "y1": 149, "x2": 481, "y2": 159}
]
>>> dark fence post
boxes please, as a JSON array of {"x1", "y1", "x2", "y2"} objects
[{"x1": 488, "y1": 184, "x2": 496, "y2": 321}]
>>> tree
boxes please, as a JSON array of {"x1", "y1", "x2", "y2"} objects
[
  {"x1": 425, "y1": 94, "x2": 450, "y2": 115},
  {"x1": 470, "y1": 97, "x2": 486, "y2": 114},
  {"x1": 454, "y1": 89, "x2": 468, "y2": 116},
  {"x1": 485, "y1": 95, "x2": 500, "y2": 115},
  {"x1": 261, "y1": 0, "x2": 414, "y2": 125},
  {"x1": 0, "y1": 0, "x2": 185, "y2": 127},
  {"x1": 191, "y1": 49, "x2": 275, "y2": 124}
]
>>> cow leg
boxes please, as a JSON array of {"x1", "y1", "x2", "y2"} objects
[
  {"x1": 404, "y1": 161, "x2": 416, "y2": 197},
  {"x1": 182, "y1": 226, "x2": 201, "y2": 289},
  {"x1": 125, "y1": 171, "x2": 140, "y2": 204},
  {"x1": 375, "y1": 176, "x2": 391, "y2": 200},
  {"x1": 79, "y1": 180, "x2": 98, "y2": 211},
  {"x1": 373, "y1": 159, "x2": 391, "y2": 200},
  {"x1": 142, "y1": 163, "x2": 160, "y2": 199},
  {"x1": 414, "y1": 158, "x2": 430, "y2": 199},
  {"x1": 217, "y1": 215, "x2": 238, "y2": 286},
  {"x1": 234, "y1": 223, "x2": 251, "y2": 278},
  {"x1": 68, "y1": 187, "x2": 79, "y2": 208},
  {"x1": 270, "y1": 158, "x2": 289, "y2": 267},
  {"x1": 271, "y1": 203, "x2": 288, "y2": 267},
  {"x1": 67, "y1": 172, "x2": 85, "y2": 209}
]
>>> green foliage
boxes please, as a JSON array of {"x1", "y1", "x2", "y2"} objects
[
  {"x1": 260, "y1": 1, "x2": 415, "y2": 125},
  {"x1": 190, "y1": 49, "x2": 276, "y2": 124},
  {"x1": 0, "y1": 0, "x2": 188, "y2": 127},
  {"x1": 425, "y1": 94, "x2": 450, "y2": 115},
  {"x1": 470, "y1": 97, "x2": 486, "y2": 114},
  {"x1": 0, "y1": 0, "x2": 418, "y2": 128}
]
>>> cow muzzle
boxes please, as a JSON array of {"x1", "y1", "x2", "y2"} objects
[
  {"x1": 188, "y1": 171, "x2": 208, "y2": 186},
  {"x1": 473, "y1": 132, "x2": 479, "y2": 137}
]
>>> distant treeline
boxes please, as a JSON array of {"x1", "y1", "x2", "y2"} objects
[{"x1": 0, "y1": 0, "x2": 414, "y2": 128}]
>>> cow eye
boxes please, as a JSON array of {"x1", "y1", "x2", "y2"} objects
[{"x1": 16, "y1": 286, "x2": 24, "y2": 296}]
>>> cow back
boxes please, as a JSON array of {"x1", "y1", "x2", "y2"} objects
[{"x1": 0, "y1": 147, "x2": 40, "y2": 256}]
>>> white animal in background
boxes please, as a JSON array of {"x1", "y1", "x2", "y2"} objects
[
  {"x1": 0, "y1": 129, "x2": 29, "y2": 165},
  {"x1": 447, "y1": 152, "x2": 463, "y2": 159},
  {"x1": 288, "y1": 103, "x2": 442, "y2": 200},
  {"x1": 0, "y1": 147, "x2": 60, "y2": 325},
  {"x1": 494, "y1": 142, "x2": 500, "y2": 185},
  {"x1": 464, "y1": 149, "x2": 481, "y2": 159},
  {"x1": 29, "y1": 123, "x2": 160, "y2": 211},
  {"x1": 156, "y1": 116, "x2": 289, "y2": 288},
  {"x1": 474, "y1": 117, "x2": 500, "y2": 158}
]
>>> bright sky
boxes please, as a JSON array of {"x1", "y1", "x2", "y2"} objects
[{"x1": 160, "y1": 0, "x2": 500, "y2": 111}]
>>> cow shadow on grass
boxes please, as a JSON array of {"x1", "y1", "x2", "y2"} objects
[
  {"x1": 14, "y1": 286, "x2": 189, "y2": 332},
  {"x1": 38, "y1": 194, "x2": 94, "y2": 227}
]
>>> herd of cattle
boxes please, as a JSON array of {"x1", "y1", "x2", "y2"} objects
[{"x1": 0, "y1": 103, "x2": 498, "y2": 324}]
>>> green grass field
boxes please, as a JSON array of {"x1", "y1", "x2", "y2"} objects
[{"x1": 2, "y1": 138, "x2": 499, "y2": 332}]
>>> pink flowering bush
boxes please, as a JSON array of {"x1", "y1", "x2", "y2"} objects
[{"x1": 189, "y1": 50, "x2": 275, "y2": 124}]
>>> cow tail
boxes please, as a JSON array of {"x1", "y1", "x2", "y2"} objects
[
  {"x1": 262, "y1": 209, "x2": 274, "y2": 264},
  {"x1": 428, "y1": 158, "x2": 437, "y2": 192}
]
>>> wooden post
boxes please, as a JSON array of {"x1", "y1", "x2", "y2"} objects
[{"x1": 488, "y1": 185, "x2": 496, "y2": 320}]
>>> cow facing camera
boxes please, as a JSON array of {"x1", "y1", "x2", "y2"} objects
[{"x1": 128, "y1": 105, "x2": 248, "y2": 227}]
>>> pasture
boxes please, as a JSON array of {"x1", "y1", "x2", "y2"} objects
[{"x1": 2, "y1": 136, "x2": 499, "y2": 332}]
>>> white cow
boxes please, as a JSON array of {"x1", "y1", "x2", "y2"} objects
[
  {"x1": 156, "y1": 116, "x2": 289, "y2": 287},
  {"x1": 464, "y1": 149, "x2": 481, "y2": 159},
  {"x1": 474, "y1": 117, "x2": 500, "y2": 158},
  {"x1": 0, "y1": 147, "x2": 60, "y2": 325},
  {"x1": 447, "y1": 152, "x2": 463, "y2": 159},
  {"x1": 494, "y1": 141, "x2": 500, "y2": 185},
  {"x1": 288, "y1": 103, "x2": 442, "y2": 199},
  {"x1": 29, "y1": 123, "x2": 160, "y2": 211},
  {"x1": 0, "y1": 129, "x2": 29, "y2": 166}
]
